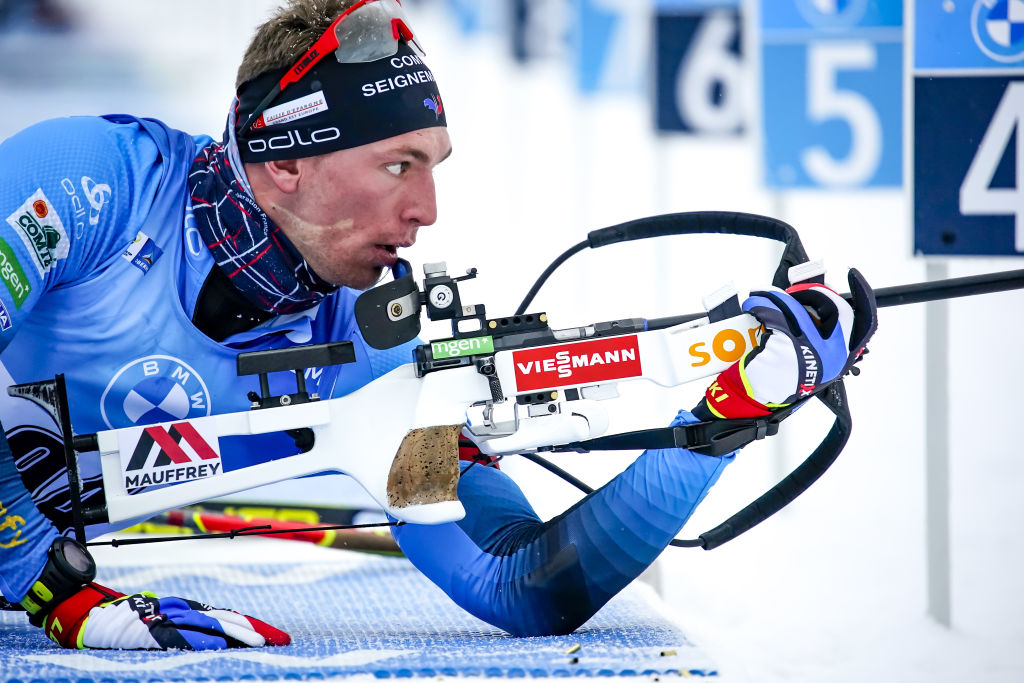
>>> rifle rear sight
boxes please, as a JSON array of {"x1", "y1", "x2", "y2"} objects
[
  {"x1": 413, "y1": 262, "x2": 554, "y2": 378},
  {"x1": 236, "y1": 341, "x2": 357, "y2": 409}
]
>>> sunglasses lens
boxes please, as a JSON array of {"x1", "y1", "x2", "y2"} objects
[{"x1": 334, "y1": 0, "x2": 423, "y2": 63}]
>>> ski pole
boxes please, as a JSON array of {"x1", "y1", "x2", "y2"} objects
[{"x1": 117, "y1": 508, "x2": 403, "y2": 555}]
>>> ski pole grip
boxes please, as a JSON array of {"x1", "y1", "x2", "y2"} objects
[{"x1": 586, "y1": 211, "x2": 810, "y2": 290}]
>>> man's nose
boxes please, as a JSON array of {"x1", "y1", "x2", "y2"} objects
[{"x1": 402, "y1": 172, "x2": 438, "y2": 228}]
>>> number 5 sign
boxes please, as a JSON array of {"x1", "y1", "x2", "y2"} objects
[
  {"x1": 759, "y1": 0, "x2": 902, "y2": 188},
  {"x1": 913, "y1": 1, "x2": 1024, "y2": 255}
]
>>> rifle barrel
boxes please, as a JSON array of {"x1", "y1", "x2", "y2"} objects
[
  {"x1": 864, "y1": 267, "x2": 1024, "y2": 308},
  {"x1": 646, "y1": 268, "x2": 1024, "y2": 332}
]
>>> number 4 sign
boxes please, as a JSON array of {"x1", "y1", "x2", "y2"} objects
[
  {"x1": 960, "y1": 83, "x2": 1024, "y2": 250},
  {"x1": 913, "y1": 1, "x2": 1024, "y2": 255}
]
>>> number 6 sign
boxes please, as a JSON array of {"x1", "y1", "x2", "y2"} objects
[{"x1": 655, "y1": 0, "x2": 744, "y2": 135}]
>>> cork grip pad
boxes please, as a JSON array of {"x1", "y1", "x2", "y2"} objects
[{"x1": 387, "y1": 424, "x2": 463, "y2": 508}]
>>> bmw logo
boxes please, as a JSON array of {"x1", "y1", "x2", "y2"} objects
[
  {"x1": 972, "y1": 0, "x2": 1024, "y2": 63},
  {"x1": 795, "y1": 0, "x2": 868, "y2": 27},
  {"x1": 100, "y1": 355, "x2": 211, "y2": 429}
]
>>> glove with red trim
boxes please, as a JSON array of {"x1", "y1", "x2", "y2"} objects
[
  {"x1": 37, "y1": 582, "x2": 290, "y2": 650},
  {"x1": 693, "y1": 269, "x2": 877, "y2": 420},
  {"x1": 458, "y1": 434, "x2": 499, "y2": 468}
]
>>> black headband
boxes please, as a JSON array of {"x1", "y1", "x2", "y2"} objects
[{"x1": 236, "y1": 42, "x2": 446, "y2": 163}]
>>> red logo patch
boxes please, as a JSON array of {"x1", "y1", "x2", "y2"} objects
[
  {"x1": 32, "y1": 200, "x2": 48, "y2": 218},
  {"x1": 513, "y1": 335, "x2": 642, "y2": 392}
]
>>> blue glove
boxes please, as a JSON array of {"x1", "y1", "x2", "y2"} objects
[{"x1": 695, "y1": 270, "x2": 876, "y2": 420}]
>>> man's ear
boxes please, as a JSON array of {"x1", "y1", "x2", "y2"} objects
[{"x1": 264, "y1": 158, "x2": 302, "y2": 193}]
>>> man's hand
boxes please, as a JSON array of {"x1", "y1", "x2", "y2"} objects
[
  {"x1": 695, "y1": 270, "x2": 876, "y2": 420},
  {"x1": 39, "y1": 582, "x2": 290, "y2": 650}
]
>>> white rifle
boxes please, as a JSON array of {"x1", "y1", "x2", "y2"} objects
[{"x1": 17, "y1": 211, "x2": 1018, "y2": 550}]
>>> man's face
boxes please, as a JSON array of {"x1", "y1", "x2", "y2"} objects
[{"x1": 271, "y1": 127, "x2": 452, "y2": 290}]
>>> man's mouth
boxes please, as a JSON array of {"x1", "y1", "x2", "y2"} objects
[{"x1": 374, "y1": 244, "x2": 399, "y2": 266}]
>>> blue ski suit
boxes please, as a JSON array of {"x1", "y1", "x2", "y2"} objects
[{"x1": 0, "y1": 115, "x2": 732, "y2": 637}]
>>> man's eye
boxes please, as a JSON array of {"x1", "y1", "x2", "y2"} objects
[{"x1": 385, "y1": 162, "x2": 408, "y2": 176}]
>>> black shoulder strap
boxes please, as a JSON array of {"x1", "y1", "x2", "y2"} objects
[
  {"x1": 673, "y1": 380, "x2": 851, "y2": 549},
  {"x1": 193, "y1": 266, "x2": 274, "y2": 342},
  {"x1": 545, "y1": 379, "x2": 853, "y2": 550}
]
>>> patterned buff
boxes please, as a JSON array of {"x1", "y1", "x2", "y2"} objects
[{"x1": 188, "y1": 138, "x2": 336, "y2": 315}]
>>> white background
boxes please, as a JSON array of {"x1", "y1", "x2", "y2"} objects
[{"x1": 1, "y1": 1, "x2": 1022, "y2": 680}]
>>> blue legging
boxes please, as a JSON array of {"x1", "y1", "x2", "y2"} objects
[
  {"x1": 0, "y1": 419, "x2": 58, "y2": 602},
  {"x1": 392, "y1": 410, "x2": 733, "y2": 636}
]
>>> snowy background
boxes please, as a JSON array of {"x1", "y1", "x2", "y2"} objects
[{"x1": 1, "y1": 1, "x2": 1023, "y2": 681}]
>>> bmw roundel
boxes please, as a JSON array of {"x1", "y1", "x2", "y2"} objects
[
  {"x1": 100, "y1": 355, "x2": 211, "y2": 429},
  {"x1": 972, "y1": 0, "x2": 1024, "y2": 63},
  {"x1": 795, "y1": 0, "x2": 869, "y2": 28}
]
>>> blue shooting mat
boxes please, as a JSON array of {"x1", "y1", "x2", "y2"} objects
[{"x1": 0, "y1": 552, "x2": 717, "y2": 680}]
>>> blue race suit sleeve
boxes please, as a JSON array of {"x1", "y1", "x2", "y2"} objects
[
  {"x1": 0, "y1": 116, "x2": 163, "y2": 602},
  {"x1": 318, "y1": 296, "x2": 734, "y2": 635},
  {"x1": 392, "y1": 410, "x2": 734, "y2": 636}
]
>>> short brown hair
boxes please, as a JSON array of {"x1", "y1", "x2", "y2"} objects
[{"x1": 236, "y1": 0, "x2": 359, "y2": 89}]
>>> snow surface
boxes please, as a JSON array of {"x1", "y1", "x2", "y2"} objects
[{"x1": 2, "y1": 1, "x2": 1023, "y2": 680}]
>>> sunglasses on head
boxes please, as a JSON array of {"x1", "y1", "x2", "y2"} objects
[{"x1": 238, "y1": 0, "x2": 424, "y2": 134}]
